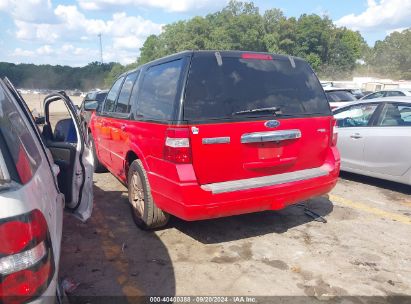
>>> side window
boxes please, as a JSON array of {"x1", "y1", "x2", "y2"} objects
[
  {"x1": 377, "y1": 103, "x2": 411, "y2": 126},
  {"x1": 136, "y1": 59, "x2": 184, "y2": 120},
  {"x1": 103, "y1": 77, "x2": 124, "y2": 113},
  {"x1": 0, "y1": 87, "x2": 42, "y2": 184},
  {"x1": 364, "y1": 92, "x2": 384, "y2": 100},
  {"x1": 385, "y1": 91, "x2": 405, "y2": 97},
  {"x1": 334, "y1": 104, "x2": 378, "y2": 128},
  {"x1": 115, "y1": 72, "x2": 138, "y2": 114}
]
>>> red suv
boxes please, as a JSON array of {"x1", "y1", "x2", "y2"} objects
[{"x1": 89, "y1": 51, "x2": 340, "y2": 229}]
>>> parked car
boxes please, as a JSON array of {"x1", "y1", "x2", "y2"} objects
[
  {"x1": 79, "y1": 90, "x2": 108, "y2": 130},
  {"x1": 89, "y1": 50, "x2": 340, "y2": 229},
  {"x1": 361, "y1": 89, "x2": 411, "y2": 100},
  {"x1": 324, "y1": 87, "x2": 358, "y2": 109},
  {"x1": 333, "y1": 97, "x2": 411, "y2": 185},
  {"x1": 347, "y1": 89, "x2": 366, "y2": 99},
  {"x1": 0, "y1": 78, "x2": 93, "y2": 302}
]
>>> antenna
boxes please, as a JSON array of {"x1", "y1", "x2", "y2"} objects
[{"x1": 98, "y1": 33, "x2": 103, "y2": 64}]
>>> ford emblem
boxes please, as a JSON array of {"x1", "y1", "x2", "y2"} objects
[{"x1": 265, "y1": 120, "x2": 280, "y2": 128}]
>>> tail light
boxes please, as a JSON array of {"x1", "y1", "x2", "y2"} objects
[
  {"x1": 164, "y1": 128, "x2": 192, "y2": 164},
  {"x1": 241, "y1": 53, "x2": 272, "y2": 60},
  {"x1": 330, "y1": 118, "x2": 338, "y2": 147},
  {"x1": 0, "y1": 210, "x2": 54, "y2": 304}
]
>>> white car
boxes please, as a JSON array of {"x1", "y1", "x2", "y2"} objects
[
  {"x1": 333, "y1": 97, "x2": 411, "y2": 185},
  {"x1": 0, "y1": 78, "x2": 93, "y2": 303},
  {"x1": 361, "y1": 89, "x2": 411, "y2": 100}
]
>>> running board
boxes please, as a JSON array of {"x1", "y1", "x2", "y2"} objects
[{"x1": 201, "y1": 167, "x2": 329, "y2": 194}]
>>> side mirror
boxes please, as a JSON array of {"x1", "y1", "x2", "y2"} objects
[
  {"x1": 35, "y1": 116, "x2": 46, "y2": 124},
  {"x1": 84, "y1": 101, "x2": 99, "y2": 112}
]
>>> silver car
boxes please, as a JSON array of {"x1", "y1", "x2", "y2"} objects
[
  {"x1": 361, "y1": 89, "x2": 411, "y2": 100},
  {"x1": 333, "y1": 97, "x2": 411, "y2": 185},
  {"x1": 0, "y1": 78, "x2": 93, "y2": 303}
]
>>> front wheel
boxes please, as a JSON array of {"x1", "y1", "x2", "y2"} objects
[{"x1": 128, "y1": 159, "x2": 169, "y2": 230}]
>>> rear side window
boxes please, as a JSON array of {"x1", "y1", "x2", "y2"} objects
[
  {"x1": 385, "y1": 91, "x2": 405, "y2": 97},
  {"x1": 184, "y1": 55, "x2": 330, "y2": 122},
  {"x1": 103, "y1": 77, "x2": 124, "y2": 113},
  {"x1": 363, "y1": 92, "x2": 384, "y2": 100},
  {"x1": 136, "y1": 59, "x2": 183, "y2": 120},
  {"x1": 377, "y1": 103, "x2": 411, "y2": 126},
  {"x1": 0, "y1": 87, "x2": 42, "y2": 184},
  {"x1": 115, "y1": 72, "x2": 138, "y2": 114},
  {"x1": 326, "y1": 91, "x2": 357, "y2": 102}
]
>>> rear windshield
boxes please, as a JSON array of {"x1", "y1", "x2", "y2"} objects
[
  {"x1": 183, "y1": 54, "x2": 330, "y2": 122},
  {"x1": 326, "y1": 91, "x2": 357, "y2": 102}
]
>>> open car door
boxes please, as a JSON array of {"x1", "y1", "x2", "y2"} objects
[{"x1": 3, "y1": 78, "x2": 93, "y2": 221}]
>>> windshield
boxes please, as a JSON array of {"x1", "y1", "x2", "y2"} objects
[
  {"x1": 326, "y1": 91, "x2": 357, "y2": 102},
  {"x1": 183, "y1": 55, "x2": 330, "y2": 121}
]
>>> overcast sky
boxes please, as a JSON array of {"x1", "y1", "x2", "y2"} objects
[{"x1": 0, "y1": 0, "x2": 410, "y2": 66}]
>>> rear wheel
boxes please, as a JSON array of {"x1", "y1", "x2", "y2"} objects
[
  {"x1": 88, "y1": 134, "x2": 107, "y2": 173},
  {"x1": 128, "y1": 159, "x2": 169, "y2": 230}
]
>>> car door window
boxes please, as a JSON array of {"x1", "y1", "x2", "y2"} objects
[
  {"x1": 364, "y1": 92, "x2": 384, "y2": 100},
  {"x1": 136, "y1": 59, "x2": 184, "y2": 121},
  {"x1": 334, "y1": 104, "x2": 378, "y2": 128},
  {"x1": 377, "y1": 103, "x2": 411, "y2": 126},
  {"x1": 103, "y1": 77, "x2": 124, "y2": 113},
  {"x1": 385, "y1": 91, "x2": 405, "y2": 97},
  {"x1": 115, "y1": 72, "x2": 138, "y2": 114}
]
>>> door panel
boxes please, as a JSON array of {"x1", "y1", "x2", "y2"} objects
[
  {"x1": 362, "y1": 103, "x2": 411, "y2": 176},
  {"x1": 107, "y1": 117, "x2": 130, "y2": 178},
  {"x1": 92, "y1": 115, "x2": 112, "y2": 167},
  {"x1": 334, "y1": 103, "x2": 380, "y2": 171},
  {"x1": 108, "y1": 72, "x2": 138, "y2": 177},
  {"x1": 337, "y1": 127, "x2": 367, "y2": 170},
  {"x1": 362, "y1": 126, "x2": 411, "y2": 176},
  {"x1": 43, "y1": 92, "x2": 94, "y2": 221}
]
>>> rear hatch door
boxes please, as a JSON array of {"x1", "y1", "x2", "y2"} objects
[{"x1": 184, "y1": 52, "x2": 332, "y2": 185}]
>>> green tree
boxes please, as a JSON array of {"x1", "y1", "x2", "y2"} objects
[{"x1": 370, "y1": 29, "x2": 411, "y2": 79}]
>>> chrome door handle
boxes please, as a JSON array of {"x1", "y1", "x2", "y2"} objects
[
  {"x1": 350, "y1": 133, "x2": 362, "y2": 139},
  {"x1": 120, "y1": 125, "x2": 126, "y2": 131},
  {"x1": 241, "y1": 130, "x2": 301, "y2": 144}
]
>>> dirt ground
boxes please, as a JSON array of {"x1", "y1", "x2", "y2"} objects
[
  {"x1": 59, "y1": 170, "x2": 411, "y2": 302},
  {"x1": 22, "y1": 93, "x2": 82, "y2": 114}
]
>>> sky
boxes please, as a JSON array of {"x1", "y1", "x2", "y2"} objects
[{"x1": 0, "y1": 0, "x2": 410, "y2": 66}]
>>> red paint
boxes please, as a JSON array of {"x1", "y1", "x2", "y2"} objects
[{"x1": 90, "y1": 114, "x2": 340, "y2": 221}]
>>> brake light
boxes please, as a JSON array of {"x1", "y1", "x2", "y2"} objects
[
  {"x1": 164, "y1": 128, "x2": 192, "y2": 164},
  {"x1": 0, "y1": 210, "x2": 54, "y2": 304},
  {"x1": 241, "y1": 53, "x2": 272, "y2": 60},
  {"x1": 331, "y1": 118, "x2": 338, "y2": 146}
]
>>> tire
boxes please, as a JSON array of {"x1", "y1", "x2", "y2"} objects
[
  {"x1": 128, "y1": 159, "x2": 169, "y2": 230},
  {"x1": 88, "y1": 134, "x2": 107, "y2": 173}
]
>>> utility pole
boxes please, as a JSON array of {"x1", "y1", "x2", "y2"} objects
[{"x1": 98, "y1": 33, "x2": 103, "y2": 64}]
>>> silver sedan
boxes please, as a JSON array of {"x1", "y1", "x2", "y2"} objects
[{"x1": 333, "y1": 97, "x2": 411, "y2": 186}]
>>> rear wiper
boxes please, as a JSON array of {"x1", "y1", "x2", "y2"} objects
[{"x1": 232, "y1": 106, "x2": 282, "y2": 116}]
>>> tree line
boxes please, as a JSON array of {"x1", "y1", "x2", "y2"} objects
[
  {"x1": 0, "y1": 61, "x2": 116, "y2": 91},
  {"x1": 1, "y1": 1, "x2": 410, "y2": 90}
]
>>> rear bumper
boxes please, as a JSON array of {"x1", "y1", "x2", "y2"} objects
[{"x1": 149, "y1": 159, "x2": 340, "y2": 221}]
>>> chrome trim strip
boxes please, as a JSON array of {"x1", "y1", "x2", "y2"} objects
[
  {"x1": 241, "y1": 129, "x2": 301, "y2": 144},
  {"x1": 201, "y1": 166, "x2": 329, "y2": 194},
  {"x1": 202, "y1": 137, "x2": 231, "y2": 145}
]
